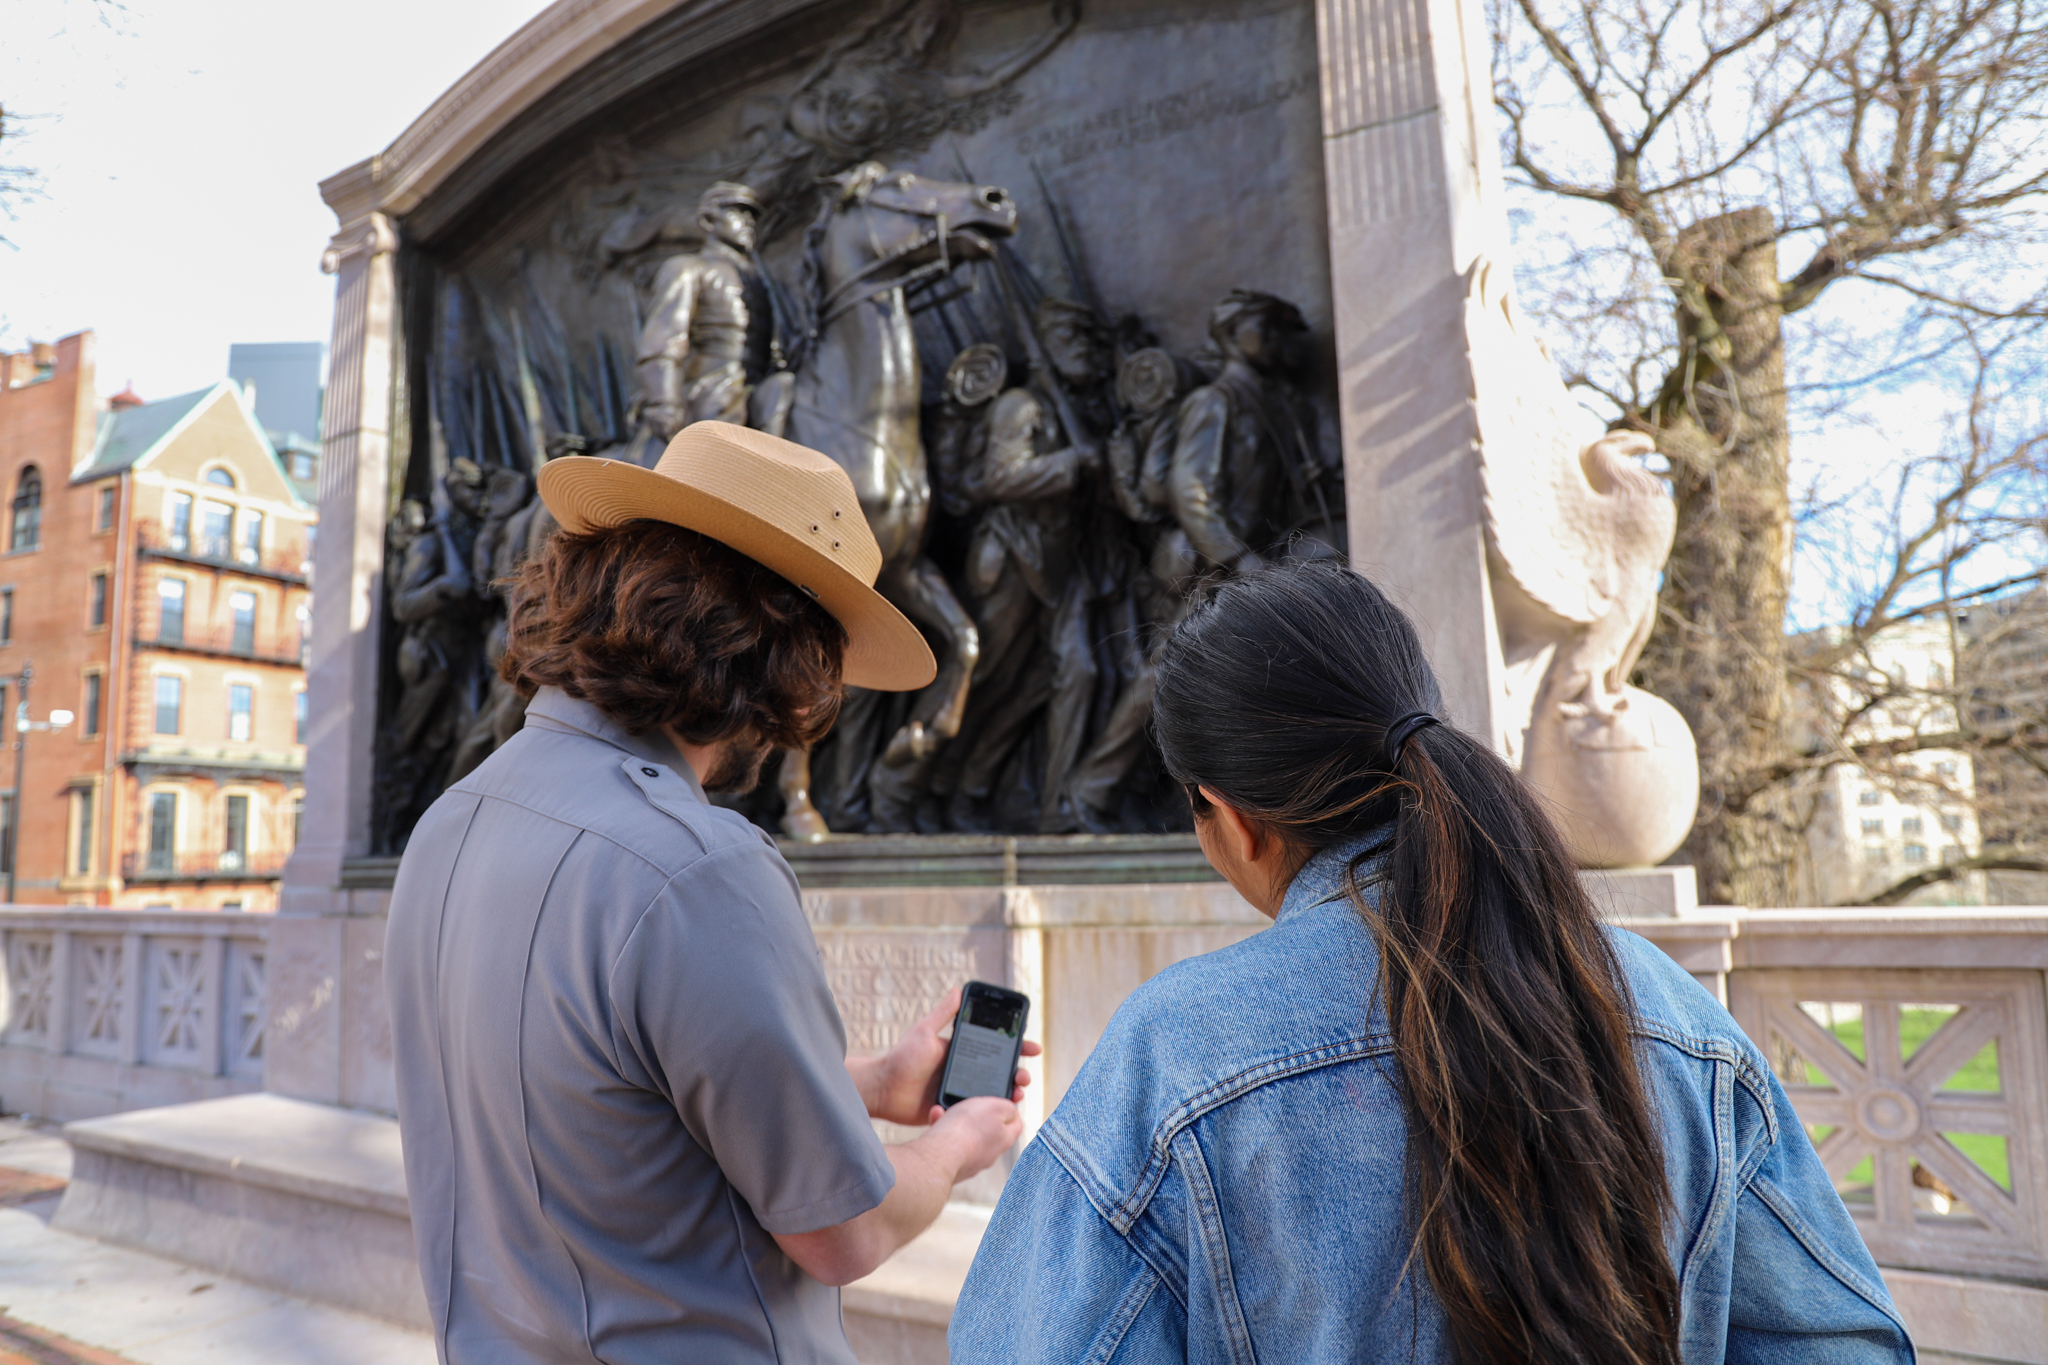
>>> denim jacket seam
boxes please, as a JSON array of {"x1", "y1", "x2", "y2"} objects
[
  {"x1": 1747, "y1": 1171, "x2": 1912, "y2": 1335},
  {"x1": 1676, "y1": 1055, "x2": 1739, "y2": 1305},
  {"x1": 1038, "y1": 1124, "x2": 1192, "y2": 1310},
  {"x1": 1101, "y1": 1034, "x2": 1397, "y2": 1230},
  {"x1": 1631, "y1": 1020, "x2": 1780, "y2": 1149},
  {"x1": 1170, "y1": 1127, "x2": 1261, "y2": 1365},
  {"x1": 1083, "y1": 1272, "x2": 1163, "y2": 1365}
]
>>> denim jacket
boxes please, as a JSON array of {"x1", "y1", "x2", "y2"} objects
[{"x1": 951, "y1": 839, "x2": 1914, "y2": 1363}]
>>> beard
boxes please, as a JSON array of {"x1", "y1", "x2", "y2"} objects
[{"x1": 703, "y1": 734, "x2": 774, "y2": 794}]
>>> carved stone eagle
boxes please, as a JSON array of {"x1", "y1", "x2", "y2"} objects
[{"x1": 1465, "y1": 259, "x2": 1698, "y2": 867}]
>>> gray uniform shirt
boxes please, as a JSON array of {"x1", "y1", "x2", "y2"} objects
[{"x1": 386, "y1": 687, "x2": 894, "y2": 1364}]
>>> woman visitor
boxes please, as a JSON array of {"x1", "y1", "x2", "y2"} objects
[{"x1": 950, "y1": 561, "x2": 1910, "y2": 1363}]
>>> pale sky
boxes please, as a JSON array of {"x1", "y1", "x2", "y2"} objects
[{"x1": 0, "y1": 0, "x2": 549, "y2": 402}]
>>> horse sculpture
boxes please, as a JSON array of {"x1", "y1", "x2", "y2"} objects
[{"x1": 777, "y1": 161, "x2": 1017, "y2": 836}]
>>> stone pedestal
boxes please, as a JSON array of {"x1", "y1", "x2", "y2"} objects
[{"x1": 1319, "y1": 0, "x2": 1515, "y2": 742}]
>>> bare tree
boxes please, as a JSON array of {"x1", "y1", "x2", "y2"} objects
[
  {"x1": 1492, "y1": 0, "x2": 2048, "y2": 904},
  {"x1": 1723, "y1": 318, "x2": 2047, "y2": 904}
]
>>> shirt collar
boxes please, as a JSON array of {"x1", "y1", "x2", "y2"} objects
[{"x1": 522, "y1": 686, "x2": 709, "y2": 805}]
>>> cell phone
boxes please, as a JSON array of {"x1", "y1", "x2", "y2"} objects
[{"x1": 937, "y1": 980, "x2": 1030, "y2": 1109}]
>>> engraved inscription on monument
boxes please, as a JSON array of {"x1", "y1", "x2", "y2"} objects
[{"x1": 818, "y1": 938, "x2": 984, "y2": 1054}]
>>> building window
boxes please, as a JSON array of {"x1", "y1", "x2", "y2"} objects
[
  {"x1": 154, "y1": 675, "x2": 182, "y2": 735},
  {"x1": 167, "y1": 492, "x2": 192, "y2": 552},
  {"x1": 1, "y1": 588, "x2": 13, "y2": 645},
  {"x1": 1942, "y1": 845, "x2": 1962, "y2": 864},
  {"x1": 1937, "y1": 761, "x2": 1959, "y2": 780},
  {"x1": 0, "y1": 794, "x2": 14, "y2": 876},
  {"x1": 198, "y1": 500, "x2": 233, "y2": 560},
  {"x1": 1904, "y1": 843, "x2": 1928, "y2": 864},
  {"x1": 1901, "y1": 816, "x2": 1924, "y2": 835},
  {"x1": 82, "y1": 672, "x2": 101, "y2": 737},
  {"x1": 228, "y1": 683, "x2": 253, "y2": 741},
  {"x1": 205, "y1": 467, "x2": 236, "y2": 489},
  {"x1": 297, "y1": 603, "x2": 310, "y2": 664},
  {"x1": 1859, "y1": 789, "x2": 1882, "y2": 807},
  {"x1": 294, "y1": 688, "x2": 307, "y2": 744},
  {"x1": 157, "y1": 578, "x2": 186, "y2": 644},
  {"x1": 147, "y1": 791, "x2": 176, "y2": 872},
  {"x1": 73, "y1": 787, "x2": 93, "y2": 876},
  {"x1": 10, "y1": 467, "x2": 41, "y2": 551},
  {"x1": 88, "y1": 571, "x2": 107, "y2": 629},
  {"x1": 1940, "y1": 812, "x2": 1963, "y2": 833},
  {"x1": 290, "y1": 448, "x2": 315, "y2": 481},
  {"x1": 222, "y1": 793, "x2": 248, "y2": 872},
  {"x1": 292, "y1": 791, "x2": 304, "y2": 846},
  {"x1": 1861, "y1": 818, "x2": 1883, "y2": 835},
  {"x1": 230, "y1": 591, "x2": 256, "y2": 655},
  {"x1": 95, "y1": 484, "x2": 115, "y2": 533},
  {"x1": 238, "y1": 510, "x2": 263, "y2": 567}
]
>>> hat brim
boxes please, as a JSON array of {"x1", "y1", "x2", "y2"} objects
[{"x1": 537, "y1": 457, "x2": 937, "y2": 692}]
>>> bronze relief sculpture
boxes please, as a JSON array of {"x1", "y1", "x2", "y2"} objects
[{"x1": 370, "y1": 0, "x2": 1342, "y2": 851}]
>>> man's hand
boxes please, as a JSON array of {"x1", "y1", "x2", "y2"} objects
[
  {"x1": 847, "y1": 986, "x2": 1039, "y2": 1126},
  {"x1": 772, "y1": 1096, "x2": 1024, "y2": 1286},
  {"x1": 923, "y1": 1095, "x2": 1025, "y2": 1182}
]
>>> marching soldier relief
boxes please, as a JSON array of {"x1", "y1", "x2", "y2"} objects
[{"x1": 371, "y1": 0, "x2": 1344, "y2": 847}]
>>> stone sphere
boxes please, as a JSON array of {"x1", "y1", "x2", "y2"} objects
[{"x1": 1519, "y1": 686, "x2": 1699, "y2": 869}]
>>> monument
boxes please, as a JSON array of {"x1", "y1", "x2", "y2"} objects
[{"x1": 48, "y1": 1, "x2": 1702, "y2": 1359}]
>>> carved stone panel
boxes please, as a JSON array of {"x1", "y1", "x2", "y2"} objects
[
  {"x1": 1730, "y1": 967, "x2": 2048, "y2": 1283},
  {"x1": 227, "y1": 941, "x2": 267, "y2": 1081},
  {"x1": 5, "y1": 933, "x2": 53, "y2": 1046},
  {"x1": 69, "y1": 935, "x2": 126, "y2": 1061},
  {"x1": 144, "y1": 938, "x2": 214, "y2": 1073}
]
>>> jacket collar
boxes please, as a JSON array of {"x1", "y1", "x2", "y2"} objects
[
  {"x1": 1279, "y1": 827, "x2": 1393, "y2": 923},
  {"x1": 522, "y1": 686, "x2": 709, "y2": 805}
]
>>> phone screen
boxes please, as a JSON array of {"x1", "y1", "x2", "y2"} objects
[{"x1": 941, "y1": 984, "x2": 1028, "y2": 1105}]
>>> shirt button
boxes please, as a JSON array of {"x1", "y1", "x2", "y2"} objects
[{"x1": 641, "y1": 767, "x2": 658, "y2": 777}]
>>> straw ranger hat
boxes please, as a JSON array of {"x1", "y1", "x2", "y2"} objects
[{"x1": 537, "y1": 422, "x2": 936, "y2": 691}]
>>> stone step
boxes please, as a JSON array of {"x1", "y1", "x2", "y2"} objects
[{"x1": 50, "y1": 1094, "x2": 984, "y2": 1363}]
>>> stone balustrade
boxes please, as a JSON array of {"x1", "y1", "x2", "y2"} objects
[
  {"x1": 16, "y1": 893, "x2": 2048, "y2": 1358},
  {"x1": 0, "y1": 908, "x2": 268, "y2": 1121}
]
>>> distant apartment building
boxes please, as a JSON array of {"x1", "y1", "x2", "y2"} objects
[
  {"x1": 0, "y1": 331, "x2": 317, "y2": 909},
  {"x1": 1958, "y1": 589, "x2": 2048, "y2": 904},
  {"x1": 1798, "y1": 618, "x2": 1985, "y2": 906}
]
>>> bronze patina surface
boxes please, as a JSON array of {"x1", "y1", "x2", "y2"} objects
[{"x1": 370, "y1": 0, "x2": 1342, "y2": 852}]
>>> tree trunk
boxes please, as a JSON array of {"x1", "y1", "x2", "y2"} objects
[{"x1": 1637, "y1": 207, "x2": 1801, "y2": 906}]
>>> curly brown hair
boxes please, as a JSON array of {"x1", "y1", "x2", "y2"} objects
[{"x1": 500, "y1": 519, "x2": 847, "y2": 750}]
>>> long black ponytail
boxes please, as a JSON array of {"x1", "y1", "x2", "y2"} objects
[{"x1": 1152, "y1": 561, "x2": 1679, "y2": 1365}]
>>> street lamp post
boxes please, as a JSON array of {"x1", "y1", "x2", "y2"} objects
[{"x1": 6, "y1": 661, "x2": 74, "y2": 905}]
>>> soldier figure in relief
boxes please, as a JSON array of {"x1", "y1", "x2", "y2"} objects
[
  {"x1": 943, "y1": 300, "x2": 1114, "y2": 831},
  {"x1": 634, "y1": 182, "x2": 791, "y2": 453},
  {"x1": 1156, "y1": 290, "x2": 1317, "y2": 584}
]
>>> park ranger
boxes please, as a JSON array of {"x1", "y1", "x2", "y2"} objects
[{"x1": 385, "y1": 422, "x2": 1030, "y2": 1364}]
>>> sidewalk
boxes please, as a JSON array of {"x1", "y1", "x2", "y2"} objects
[{"x1": 0, "y1": 1120, "x2": 432, "y2": 1365}]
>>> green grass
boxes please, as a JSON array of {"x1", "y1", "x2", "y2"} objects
[
  {"x1": 1813, "y1": 1006, "x2": 2001, "y2": 1092},
  {"x1": 1942, "y1": 1134, "x2": 2011, "y2": 1192}
]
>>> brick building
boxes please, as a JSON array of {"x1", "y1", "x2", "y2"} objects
[{"x1": 0, "y1": 332, "x2": 314, "y2": 908}]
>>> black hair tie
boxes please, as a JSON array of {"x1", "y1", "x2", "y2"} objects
[{"x1": 1384, "y1": 712, "x2": 1440, "y2": 767}]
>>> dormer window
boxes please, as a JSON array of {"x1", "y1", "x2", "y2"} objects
[{"x1": 206, "y1": 467, "x2": 236, "y2": 488}]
